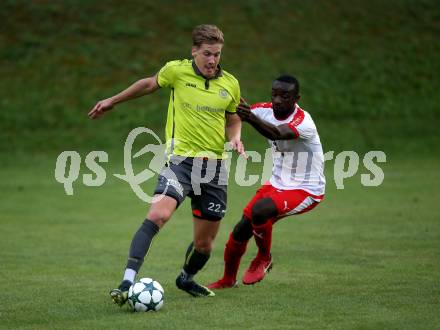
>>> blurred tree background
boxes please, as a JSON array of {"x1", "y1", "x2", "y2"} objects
[{"x1": 1, "y1": 0, "x2": 439, "y2": 157}]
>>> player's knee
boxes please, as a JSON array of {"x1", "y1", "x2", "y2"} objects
[
  {"x1": 193, "y1": 238, "x2": 213, "y2": 255},
  {"x1": 251, "y1": 199, "x2": 276, "y2": 226},
  {"x1": 147, "y1": 208, "x2": 173, "y2": 227}
]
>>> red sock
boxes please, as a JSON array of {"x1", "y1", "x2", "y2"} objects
[
  {"x1": 253, "y1": 222, "x2": 273, "y2": 260},
  {"x1": 223, "y1": 232, "x2": 248, "y2": 282}
]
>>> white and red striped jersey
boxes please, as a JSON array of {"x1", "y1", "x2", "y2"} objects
[{"x1": 251, "y1": 102, "x2": 326, "y2": 196}]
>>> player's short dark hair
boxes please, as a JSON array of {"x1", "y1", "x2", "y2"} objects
[
  {"x1": 275, "y1": 74, "x2": 300, "y2": 96},
  {"x1": 192, "y1": 24, "x2": 224, "y2": 47}
]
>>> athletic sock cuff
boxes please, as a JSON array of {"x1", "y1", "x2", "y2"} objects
[
  {"x1": 183, "y1": 248, "x2": 210, "y2": 275},
  {"x1": 229, "y1": 232, "x2": 248, "y2": 246},
  {"x1": 142, "y1": 218, "x2": 159, "y2": 234}
]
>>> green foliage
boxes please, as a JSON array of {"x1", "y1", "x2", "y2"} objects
[{"x1": 1, "y1": 0, "x2": 439, "y2": 152}]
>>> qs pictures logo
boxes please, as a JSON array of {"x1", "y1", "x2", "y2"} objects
[{"x1": 54, "y1": 127, "x2": 176, "y2": 203}]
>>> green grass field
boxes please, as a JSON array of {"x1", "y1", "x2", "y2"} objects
[
  {"x1": 1, "y1": 154, "x2": 439, "y2": 329},
  {"x1": 1, "y1": 0, "x2": 440, "y2": 328}
]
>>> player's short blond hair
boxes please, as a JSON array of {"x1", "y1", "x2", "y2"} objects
[{"x1": 192, "y1": 24, "x2": 224, "y2": 47}]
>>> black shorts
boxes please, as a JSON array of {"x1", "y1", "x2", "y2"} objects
[{"x1": 154, "y1": 155, "x2": 228, "y2": 221}]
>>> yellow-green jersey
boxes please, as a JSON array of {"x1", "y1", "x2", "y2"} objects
[{"x1": 157, "y1": 59, "x2": 240, "y2": 159}]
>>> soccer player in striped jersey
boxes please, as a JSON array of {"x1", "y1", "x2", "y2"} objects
[{"x1": 208, "y1": 75, "x2": 325, "y2": 288}]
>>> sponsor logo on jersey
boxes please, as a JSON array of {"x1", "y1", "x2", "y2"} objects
[
  {"x1": 196, "y1": 105, "x2": 225, "y2": 113},
  {"x1": 185, "y1": 82, "x2": 197, "y2": 88}
]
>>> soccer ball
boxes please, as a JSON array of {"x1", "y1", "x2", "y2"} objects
[{"x1": 127, "y1": 278, "x2": 164, "y2": 312}]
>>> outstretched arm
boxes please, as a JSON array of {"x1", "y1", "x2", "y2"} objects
[
  {"x1": 236, "y1": 101, "x2": 296, "y2": 140},
  {"x1": 88, "y1": 74, "x2": 160, "y2": 119}
]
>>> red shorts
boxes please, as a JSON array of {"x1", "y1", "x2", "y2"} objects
[{"x1": 243, "y1": 182, "x2": 324, "y2": 224}]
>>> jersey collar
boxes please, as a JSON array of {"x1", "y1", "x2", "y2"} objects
[{"x1": 191, "y1": 60, "x2": 223, "y2": 79}]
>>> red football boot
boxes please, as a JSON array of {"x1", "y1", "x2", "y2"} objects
[
  {"x1": 242, "y1": 255, "x2": 273, "y2": 285},
  {"x1": 207, "y1": 278, "x2": 238, "y2": 290}
]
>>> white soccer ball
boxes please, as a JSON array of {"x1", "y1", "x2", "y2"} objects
[{"x1": 127, "y1": 278, "x2": 164, "y2": 312}]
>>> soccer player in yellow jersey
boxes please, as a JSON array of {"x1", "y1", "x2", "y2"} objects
[{"x1": 88, "y1": 25, "x2": 243, "y2": 301}]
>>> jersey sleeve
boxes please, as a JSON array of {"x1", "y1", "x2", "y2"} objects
[
  {"x1": 157, "y1": 60, "x2": 180, "y2": 88},
  {"x1": 287, "y1": 110, "x2": 317, "y2": 140},
  {"x1": 225, "y1": 80, "x2": 241, "y2": 113},
  {"x1": 250, "y1": 102, "x2": 272, "y2": 119}
]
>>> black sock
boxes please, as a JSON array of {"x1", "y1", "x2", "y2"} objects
[
  {"x1": 119, "y1": 279, "x2": 133, "y2": 291},
  {"x1": 125, "y1": 219, "x2": 159, "y2": 272},
  {"x1": 182, "y1": 242, "x2": 210, "y2": 278}
]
